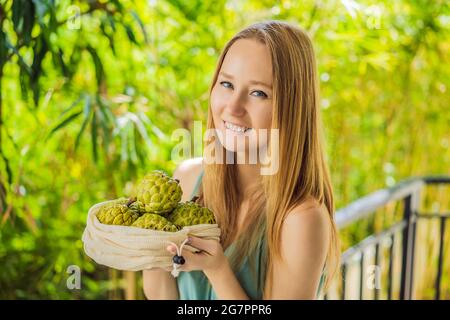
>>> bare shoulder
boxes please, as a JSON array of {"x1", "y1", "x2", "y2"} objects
[
  {"x1": 285, "y1": 196, "x2": 330, "y2": 228},
  {"x1": 173, "y1": 157, "x2": 203, "y2": 201},
  {"x1": 282, "y1": 196, "x2": 331, "y2": 244},
  {"x1": 269, "y1": 196, "x2": 331, "y2": 298},
  {"x1": 281, "y1": 195, "x2": 331, "y2": 261}
]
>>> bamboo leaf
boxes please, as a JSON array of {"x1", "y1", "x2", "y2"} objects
[
  {"x1": 91, "y1": 109, "x2": 98, "y2": 163},
  {"x1": 31, "y1": 36, "x2": 49, "y2": 107},
  {"x1": 31, "y1": 79, "x2": 40, "y2": 108},
  {"x1": 100, "y1": 97, "x2": 116, "y2": 118},
  {"x1": 55, "y1": 48, "x2": 69, "y2": 78},
  {"x1": 110, "y1": 0, "x2": 124, "y2": 12},
  {"x1": 19, "y1": 66, "x2": 30, "y2": 101},
  {"x1": 124, "y1": 25, "x2": 138, "y2": 45},
  {"x1": 107, "y1": 14, "x2": 116, "y2": 32},
  {"x1": 12, "y1": 0, "x2": 22, "y2": 31},
  {"x1": 128, "y1": 123, "x2": 138, "y2": 164},
  {"x1": 0, "y1": 29, "x2": 8, "y2": 67},
  {"x1": 60, "y1": 95, "x2": 83, "y2": 117},
  {"x1": 23, "y1": 0, "x2": 36, "y2": 45},
  {"x1": 120, "y1": 118, "x2": 130, "y2": 162},
  {"x1": 86, "y1": 46, "x2": 105, "y2": 89},
  {"x1": 96, "y1": 104, "x2": 111, "y2": 150},
  {"x1": 129, "y1": 113, "x2": 153, "y2": 150},
  {"x1": 12, "y1": 0, "x2": 35, "y2": 45},
  {"x1": 100, "y1": 19, "x2": 116, "y2": 55},
  {"x1": 5, "y1": 39, "x2": 32, "y2": 75},
  {"x1": 95, "y1": 96, "x2": 114, "y2": 149},
  {"x1": 47, "y1": 111, "x2": 83, "y2": 139},
  {"x1": 75, "y1": 95, "x2": 92, "y2": 151},
  {"x1": 138, "y1": 112, "x2": 165, "y2": 139},
  {"x1": 33, "y1": 0, "x2": 49, "y2": 26},
  {"x1": 96, "y1": 96, "x2": 116, "y2": 126},
  {"x1": 68, "y1": 44, "x2": 82, "y2": 77},
  {"x1": 131, "y1": 11, "x2": 149, "y2": 44}
]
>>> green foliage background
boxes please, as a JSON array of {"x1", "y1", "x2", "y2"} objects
[{"x1": 0, "y1": 0, "x2": 448, "y2": 299}]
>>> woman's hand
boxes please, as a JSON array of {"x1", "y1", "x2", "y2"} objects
[
  {"x1": 167, "y1": 236, "x2": 250, "y2": 299},
  {"x1": 166, "y1": 236, "x2": 228, "y2": 275}
]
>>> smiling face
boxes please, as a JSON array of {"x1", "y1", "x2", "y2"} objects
[{"x1": 210, "y1": 38, "x2": 273, "y2": 154}]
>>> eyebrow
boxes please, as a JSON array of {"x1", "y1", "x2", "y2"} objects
[{"x1": 219, "y1": 71, "x2": 272, "y2": 90}]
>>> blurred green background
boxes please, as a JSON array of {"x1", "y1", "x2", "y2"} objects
[{"x1": 0, "y1": 0, "x2": 448, "y2": 299}]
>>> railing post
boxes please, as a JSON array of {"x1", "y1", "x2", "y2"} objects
[
  {"x1": 408, "y1": 188, "x2": 420, "y2": 300},
  {"x1": 400, "y1": 189, "x2": 420, "y2": 300},
  {"x1": 435, "y1": 216, "x2": 447, "y2": 300}
]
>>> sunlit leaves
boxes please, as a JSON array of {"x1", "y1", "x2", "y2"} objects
[
  {"x1": 1, "y1": 0, "x2": 148, "y2": 108},
  {"x1": 0, "y1": 0, "x2": 448, "y2": 300},
  {"x1": 47, "y1": 93, "x2": 165, "y2": 165}
]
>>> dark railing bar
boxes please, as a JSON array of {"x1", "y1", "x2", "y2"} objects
[
  {"x1": 388, "y1": 233, "x2": 395, "y2": 300},
  {"x1": 422, "y1": 176, "x2": 450, "y2": 184},
  {"x1": 374, "y1": 242, "x2": 380, "y2": 300},
  {"x1": 333, "y1": 176, "x2": 449, "y2": 301},
  {"x1": 400, "y1": 194, "x2": 416, "y2": 300},
  {"x1": 435, "y1": 216, "x2": 447, "y2": 300},
  {"x1": 417, "y1": 213, "x2": 450, "y2": 219},
  {"x1": 341, "y1": 263, "x2": 347, "y2": 300},
  {"x1": 335, "y1": 177, "x2": 449, "y2": 230},
  {"x1": 408, "y1": 209, "x2": 418, "y2": 300},
  {"x1": 359, "y1": 252, "x2": 364, "y2": 300},
  {"x1": 335, "y1": 180, "x2": 424, "y2": 229},
  {"x1": 341, "y1": 220, "x2": 407, "y2": 264}
]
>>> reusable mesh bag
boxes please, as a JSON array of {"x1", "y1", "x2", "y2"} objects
[{"x1": 82, "y1": 200, "x2": 221, "y2": 275}]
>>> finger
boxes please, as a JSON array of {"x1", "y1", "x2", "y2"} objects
[
  {"x1": 166, "y1": 245, "x2": 177, "y2": 255},
  {"x1": 186, "y1": 236, "x2": 219, "y2": 255},
  {"x1": 176, "y1": 249, "x2": 203, "y2": 272}
]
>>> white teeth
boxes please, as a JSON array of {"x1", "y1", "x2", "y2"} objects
[{"x1": 225, "y1": 121, "x2": 249, "y2": 133}]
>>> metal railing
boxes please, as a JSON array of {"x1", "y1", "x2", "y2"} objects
[{"x1": 327, "y1": 176, "x2": 449, "y2": 300}]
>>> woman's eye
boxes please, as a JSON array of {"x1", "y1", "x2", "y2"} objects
[
  {"x1": 220, "y1": 81, "x2": 233, "y2": 89},
  {"x1": 251, "y1": 90, "x2": 268, "y2": 98}
]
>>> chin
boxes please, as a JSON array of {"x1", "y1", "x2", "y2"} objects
[{"x1": 215, "y1": 132, "x2": 241, "y2": 153}]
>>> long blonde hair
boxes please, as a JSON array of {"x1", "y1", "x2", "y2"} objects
[{"x1": 197, "y1": 20, "x2": 340, "y2": 298}]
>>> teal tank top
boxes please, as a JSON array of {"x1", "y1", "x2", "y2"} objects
[{"x1": 176, "y1": 170, "x2": 325, "y2": 299}]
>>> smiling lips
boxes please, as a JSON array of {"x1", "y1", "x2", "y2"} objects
[{"x1": 223, "y1": 120, "x2": 251, "y2": 133}]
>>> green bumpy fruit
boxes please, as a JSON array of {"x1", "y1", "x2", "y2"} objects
[
  {"x1": 168, "y1": 201, "x2": 216, "y2": 228},
  {"x1": 131, "y1": 213, "x2": 179, "y2": 232},
  {"x1": 96, "y1": 203, "x2": 140, "y2": 226},
  {"x1": 108, "y1": 197, "x2": 129, "y2": 205},
  {"x1": 136, "y1": 171, "x2": 182, "y2": 215},
  {"x1": 106, "y1": 197, "x2": 145, "y2": 214},
  {"x1": 128, "y1": 200, "x2": 145, "y2": 214}
]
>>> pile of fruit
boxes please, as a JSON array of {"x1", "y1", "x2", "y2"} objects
[{"x1": 96, "y1": 170, "x2": 216, "y2": 232}]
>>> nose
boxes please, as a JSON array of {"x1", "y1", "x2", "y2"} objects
[{"x1": 225, "y1": 92, "x2": 246, "y2": 117}]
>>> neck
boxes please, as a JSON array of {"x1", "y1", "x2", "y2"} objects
[{"x1": 236, "y1": 163, "x2": 261, "y2": 201}]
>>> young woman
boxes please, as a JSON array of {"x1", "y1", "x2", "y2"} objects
[{"x1": 143, "y1": 20, "x2": 340, "y2": 300}]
